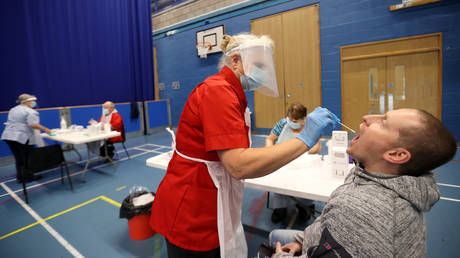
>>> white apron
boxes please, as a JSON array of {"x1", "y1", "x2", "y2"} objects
[
  {"x1": 33, "y1": 129, "x2": 45, "y2": 147},
  {"x1": 269, "y1": 123, "x2": 313, "y2": 209},
  {"x1": 270, "y1": 124, "x2": 299, "y2": 208},
  {"x1": 166, "y1": 107, "x2": 252, "y2": 258},
  {"x1": 277, "y1": 122, "x2": 300, "y2": 144}
]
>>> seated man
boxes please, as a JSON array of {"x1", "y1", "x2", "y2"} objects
[
  {"x1": 89, "y1": 101, "x2": 124, "y2": 158},
  {"x1": 270, "y1": 108, "x2": 457, "y2": 257}
]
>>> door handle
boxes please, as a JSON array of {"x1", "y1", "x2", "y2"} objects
[
  {"x1": 388, "y1": 93, "x2": 393, "y2": 111},
  {"x1": 379, "y1": 92, "x2": 385, "y2": 114},
  {"x1": 287, "y1": 94, "x2": 291, "y2": 98}
]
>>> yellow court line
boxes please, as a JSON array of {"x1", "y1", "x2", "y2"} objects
[
  {"x1": 100, "y1": 195, "x2": 121, "y2": 207},
  {"x1": 0, "y1": 195, "x2": 120, "y2": 240},
  {"x1": 116, "y1": 186, "x2": 127, "y2": 191}
]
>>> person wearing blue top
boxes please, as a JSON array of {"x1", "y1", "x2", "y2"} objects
[
  {"x1": 265, "y1": 103, "x2": 321, "y2": 223},
  {"x1": 1, "y1": 94, "x2": 51, "y2": 183}
]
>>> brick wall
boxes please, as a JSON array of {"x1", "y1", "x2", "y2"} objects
[{"x1": 153, "y1": 0, "x2": 246, "y2": 31}]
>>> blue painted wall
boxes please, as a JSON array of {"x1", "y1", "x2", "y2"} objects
[
  {"x1": 155, "y1": 0, "x2": 315, "y2": 130},
  {"x1": 154, "y1": 0, "x2": 460, "y2": 140}
]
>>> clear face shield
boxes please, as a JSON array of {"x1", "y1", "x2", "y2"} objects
[{"x1": 228, "y1": 41, "x2": 279, "y2": 97}]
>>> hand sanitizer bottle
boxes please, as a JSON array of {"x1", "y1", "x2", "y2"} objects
[{"x1": 60, "y1": 118, "x2": 67, "y2": 129}]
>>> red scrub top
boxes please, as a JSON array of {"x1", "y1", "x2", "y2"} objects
[{"x1": 150, "y1": 66, "x2": 250, "y2": 251}]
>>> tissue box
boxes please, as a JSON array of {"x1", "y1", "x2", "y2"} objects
[
  {"x1": 332, "y1": 131, "x2": 348, "y2": 147},
  {"x1": 331, "y1": 146, "x2": 349, "y2": 176}
]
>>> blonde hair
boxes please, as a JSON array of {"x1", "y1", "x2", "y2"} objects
[
  {"x1": 217, "y1": 33, "x2": 274, "y2": 70},
  {"x1": 16, "y1": 93, "x2": 36, "y2": 104}
]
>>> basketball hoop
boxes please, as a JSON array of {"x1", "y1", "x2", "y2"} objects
[{"x1": 196, "y1": 42, "x2": 212, "y2": 58}]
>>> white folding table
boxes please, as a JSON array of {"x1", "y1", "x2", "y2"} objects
[
  {"x1": 42, "y1": 129, "x2": 121, "y2": 182},
  {"x1": 146, "y1": 151, "x2": 354, "y2": 202}
]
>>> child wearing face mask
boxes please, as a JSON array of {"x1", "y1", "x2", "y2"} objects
[{"x1": 265, "y1": 103, "x2": 321, "y2": 223}]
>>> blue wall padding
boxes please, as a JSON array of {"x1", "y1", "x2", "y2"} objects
[
  {"x1": 70, "y1": 104, "x2": 141, "y2": 133},
  {"x1": 147, "y1": 101, "x2": 169, "y2": 129},
  {"x1": 37, "y1": 109, "x2": 61, "y2": 146},
  {"x1": 0, "y1": 103, "x2": 145, "y2": 157},
  {"x1": 70, "y1": 106, "x2": 102, "y2": 129},
  {"x1": 112, "y1": 104, "x2": 141, "y2": 133},
  {"x1": 38, "y1": 109, "x2": 61, "y2": 129},
  {"x1": 0, "y1": 113, "x2": 9, "y2": 157},
  {"x1": 154, "y1": 0, "x2": 460, "y2": 141}
]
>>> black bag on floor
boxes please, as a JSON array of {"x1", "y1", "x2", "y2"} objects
[{"x1": 119, "y1": 187, "x2": 156, "y2": 240}]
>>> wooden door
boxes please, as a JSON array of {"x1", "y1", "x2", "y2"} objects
[
  {"x1": 386, "y1": 51, "x2": 440, "y2": 118},
  {"x1": 341, "y1": 33, "x2": 442, "y2": 129},
  {"x1": 282, "y1": 4, "x2": 321, "y2": 114},
  {"x1": 342, "y1": 58, "x2": 386, "y2": 130},
  {"x1": 251, "y1": 14, "x2": 286, "y2": 128},
  {"x1": 251, "y1": 4, "x2": 322, "y2": 129}
]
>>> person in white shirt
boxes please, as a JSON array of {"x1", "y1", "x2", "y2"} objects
[{"x1": 1, "y1": 94, "x2": 51, "y2": 183}]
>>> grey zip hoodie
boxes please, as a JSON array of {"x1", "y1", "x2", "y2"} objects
[{"x1": 275, "y1": 166, "x2": 440, "y2": 258}]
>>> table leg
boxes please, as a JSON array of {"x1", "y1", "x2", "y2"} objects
[
  {"x1": 70, "y1": 144, "x2": 82, "y2": 161},
  {"x1": 104, "y1": 142, "x2": 117, "y2": 172},
  {"x1": 82, "y1": 143, "x2": 92, "y2": 183}
]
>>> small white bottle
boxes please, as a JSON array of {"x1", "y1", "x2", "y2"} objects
[{"x1": 60, "y1": 118, "x2": 67, "y2": 129}]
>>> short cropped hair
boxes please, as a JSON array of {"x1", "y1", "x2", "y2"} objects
[
  {"x1": 104, "y1": 101, "x2": 115, "y2": 108},
  {"x1": 397, "y1": 109, "x2": 457, "y2": 176},
  {"x1": 287, "y1": 103, "x2": 307, "y2": 120}
]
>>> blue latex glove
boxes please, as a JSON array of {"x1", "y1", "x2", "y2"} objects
[{"x1": 296, "y1": 107, "x2": 340, "y2": 148}]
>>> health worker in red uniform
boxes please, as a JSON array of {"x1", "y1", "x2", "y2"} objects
[
  {"x1": 89, "y1": 101, "x2": 124, "y2": 158},
  {"x1": 150, "y1": 33, "x2": 340, "y2": 258}
]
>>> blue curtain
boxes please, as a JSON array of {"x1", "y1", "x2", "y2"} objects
[{"x1": 0, "y1": 0, "x2": 154, "y2": 111}]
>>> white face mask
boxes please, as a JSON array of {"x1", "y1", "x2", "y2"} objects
[
  {"x1": 240, "y1": 66, "x2": 266, "y2": 91},
  {"x1": 103, "y1": 108, "x2": 110, "y2": 115},
  {"x1": 30, "y1": 101, "x2": 37, "y2": 108},
  {"x1": 226, "y1": 40, "x2": 278, "y2": 97}
]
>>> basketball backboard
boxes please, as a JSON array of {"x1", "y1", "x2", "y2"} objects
[{"x1": 196, "y1": 25, "x2": 225, "y2": 57}]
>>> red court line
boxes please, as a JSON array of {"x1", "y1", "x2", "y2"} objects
[
  {"x1": 0, "y1": 184, "x2": 48, "y2": 206},
  {"x1": 0, "y1": 174, "x2": 15, "y2": 180}
]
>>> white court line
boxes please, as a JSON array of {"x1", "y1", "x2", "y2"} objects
[
  {"x1": 145, "y1": 143, "x2": 170, "y2": 148},
  {"x1": 0, "y1": 182, "x2": 84, "y2": 258},
  {"x1": 438, "y1": 183, "x2": 460, "y2": 189},
  {"x1": 133, "y1": 147, "x2": 165, "y2": 153},
  {"x1": 0, "y1": 150, "x2": 157, "y2": 199},
  {"x1": 440, "y1": 197, "x2": 460, "y2": 203},
  {"x1": 251, "y1": 134, "x2": 269, "y2": 138}
]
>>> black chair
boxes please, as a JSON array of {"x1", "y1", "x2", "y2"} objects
[
  {"x1": 114, "y1": 125, "x2": 130, "y2": 159},
  {"x1": 22, "y1": 144, "x2": 73, "y2": 203}
]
